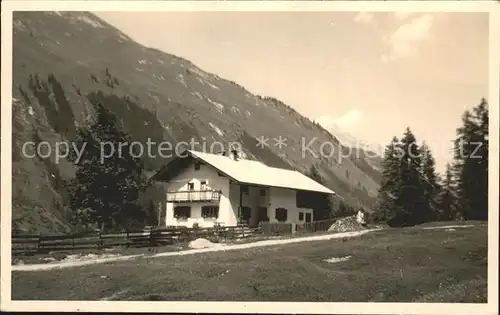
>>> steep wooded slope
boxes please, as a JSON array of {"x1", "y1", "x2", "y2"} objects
[{"x1": 12, "y1": 12, "x2": 382, "y2": 233}]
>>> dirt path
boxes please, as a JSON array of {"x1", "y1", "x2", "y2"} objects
[
  {"x1": 12, "y1": 229, "x2": 381, "y2": 272},
  {"x1": 15, "y1": 224, "x2": 481, "y2": 272}
]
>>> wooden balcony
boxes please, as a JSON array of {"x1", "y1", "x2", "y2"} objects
[{"x1": 166, "y1": 190, "x2": 222, "y2": 203}]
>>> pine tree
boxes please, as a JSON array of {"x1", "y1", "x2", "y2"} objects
[
  {"x1": 420, "y1": 142, "x2": 440, "y2": 221},
  {"x1": 453, "y1": 109, "x2": 476, "y2": 219},
  {"x1": 453, "y1": 99, "x2": 488, "y2": 220},
  {"x1": 395, "y1": 127, "x2": 429, "y2": 225},
  {"x1": 67, "y1": 103, "x2": 146, "y2": 231},
  {"x1": 435, "y1": 163, "x2": 457, "y2": 221},
  {"x1": 373, "y1": 137, "x2": 403, "y2": 222}
]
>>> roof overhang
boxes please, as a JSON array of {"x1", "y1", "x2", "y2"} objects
[{"x1": 151, "y1": 149, "x2": 337, "y2": 195}]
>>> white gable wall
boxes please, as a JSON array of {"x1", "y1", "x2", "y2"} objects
[{"x1": 163, "y1": 161, "x2": 233, "y2": 227}]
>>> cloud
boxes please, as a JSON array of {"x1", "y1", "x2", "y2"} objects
[
  {"x1": 353, "y1": 12, "x2": 374, "y2": 24},
  {"x1": 393, "y1": 12, "x2": 413, "y2": 21},
  {"x1": 317, "y1": 109, "x2": 365, "y2": 131},
  {"x1": 382, "y1": 14, "x2": 434, "y2": 62},
  {"x1": 316, "y1": 111, "x2": 376, "y2": 149},
  {"x1": 334, "y1": 109, "x2": 365, "y2": 129}
]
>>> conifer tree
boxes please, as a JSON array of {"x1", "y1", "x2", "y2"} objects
[
  {"x1": 473, "y1": 99, "x2": 489, "y2": 220},
  {"x1": 68, "y1": 103, "x2": 146, "y2": 231},
  {"x1": 453, "y1": 98, "x2": 488, "y2": 220},
  {"x1": 397, "y1": 127, "x2": 432, "y2": 225},
  {"x1": 435, "y1": 163, "x2": 457, "y2": 221},
  {"x1": 420, "y1": 142, "x2": 440, "y2": 220},
  {"x1": 373, "y1": 137, "x2": 403, "y2": 222},
  {"x1": 453, "y1": 109, "x2": 476, "y2": 219}
]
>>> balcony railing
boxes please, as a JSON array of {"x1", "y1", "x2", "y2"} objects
[{"x1": 166, "y1": 190, "x2": 222, "y2": 203}]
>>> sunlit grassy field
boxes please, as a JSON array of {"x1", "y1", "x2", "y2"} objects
[{"x1": 12, "y1": 222, "x2": 487, "y2": 302}]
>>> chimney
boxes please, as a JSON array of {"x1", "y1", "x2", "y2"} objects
[
  {"x1": 231, "y1": 149, "x2": 239, "y2": 161},
  {"x1": 229, "y1": 147, "x2": 239, "y2": 161}
]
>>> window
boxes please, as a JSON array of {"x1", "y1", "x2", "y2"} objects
[
  {"x1": 275, "y1": 208, "x2": 288, "y2": 222},
  {"x1": 194, "y1": 162, "x2": 201, "y2": 171},
  {"x1": 305, "y1": 213, "x2": 312, "y2": 223},
  {"x1": 187, "y1": 182, "x2": 195, "y2": 190},
  {"x1": 174, "y1": 206, "x2": 191, "y2": 219},
  {"x1": 200, "y1": 180, "x2": 207, "y2": 190},
  {"x1": 240, "y1": 185, "x2": 249, "y2": 195},
  {"x1": 201, "y1": 206, "x2": 219, "y2": 218},
  {"x1": 259, "y1": 188, "x2": 266, "y2": 196},
  {"x1": 299, "y1": 212, "x2": 304, "y2": 221}
]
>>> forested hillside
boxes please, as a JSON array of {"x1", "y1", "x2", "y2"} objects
[{"x1": 12, "y1": 12, "x2": 382, "y2": 234}]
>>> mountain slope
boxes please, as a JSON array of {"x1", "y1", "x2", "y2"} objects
[{"x1": 12, "y1": 11, "x2": 382, "y2": 234}]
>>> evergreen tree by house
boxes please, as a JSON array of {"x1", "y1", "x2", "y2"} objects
[
  {"x1": 373, "y1": 137, "x2": 403, "y2": 222},
  {"x1": 420, "y1": 142, "x2": 441, "y2": 220},
  {"x1": 435, "y1": 163, "x2": 457, "y2": 221},
  {"x1": 67, "y1": 102, "x2": 147, "y2": 232},
  {"x1": 452, "y1": 98, "x2": 489, "y2": 220}
]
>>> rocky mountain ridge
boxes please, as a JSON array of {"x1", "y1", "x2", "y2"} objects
[{"x1": 12, "y1": 11, "x2": 382, "y2": 234}]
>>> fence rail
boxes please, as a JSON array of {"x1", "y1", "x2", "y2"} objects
[
  {"x1": 259, "y1": 218, "x2": 337, "y2": 236},
  {"x1": 11, "y1": 225, "x2": 261, "y2": 255},
  {"x1": 296, "y1": 218, "x2": 337, "y2": 234},
  {"x1": 12, "y1": 219, "x2": 337, "y2": 255}
]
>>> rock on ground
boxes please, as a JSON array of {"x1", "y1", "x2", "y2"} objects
[{"x1": 188, "y1": 238, "x2": 225, "y2": 249}]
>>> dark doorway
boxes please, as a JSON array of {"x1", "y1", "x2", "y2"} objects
[{"x1": 241, "y1": 206, "x2": 251, "y2": 225}]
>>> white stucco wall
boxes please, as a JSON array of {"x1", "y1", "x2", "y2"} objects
[
  {"x1": 163, "y1": 161, "x2": 232, "y2": 228},
  {"x1": 161, "y1": 159, "x2": 315, "y2": 228},
  {"x1": 268, "y1": 187, "x2": 314, "y2": 225}
]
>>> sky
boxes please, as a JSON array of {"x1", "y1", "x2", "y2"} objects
[{"x1": 95, "y1": 11, "x2": 489, "y2": 173}]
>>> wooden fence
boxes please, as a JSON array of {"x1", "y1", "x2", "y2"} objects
[
  {"x1": 12, "y1": 225, "x2": 261, "y2": 255},
  {"x1": 259, "y1": 218, "x2": 337, "y2": 236},
  {"x1": 296, "y1": 218, "x2": 337, "y2": 234},
  {"x1": 12, "y1": 219, "x2": 337, "y2": 255},
  {"x1": 259, "y1": 222, "x2": 294, "y2": 236}
]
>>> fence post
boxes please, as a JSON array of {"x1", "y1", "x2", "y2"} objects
[
  {"x1": 97, "y1": 230, "x2": 102, "y2": 249},
  {"x1": 126, "y1": 231, "x2": 130, "y2": 248},
  {"x1": 149, "y1": 230, "x2": 155, "y2": 247},
  {"x1": 72, "y1": 234, "x2": 75, "y2": 248},
  {"x1": 37, "y1": 234, "x2": 42, "y2": 252}
]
